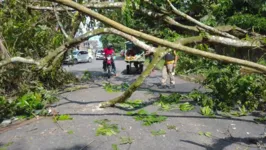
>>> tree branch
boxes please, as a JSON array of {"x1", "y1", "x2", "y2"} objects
[
  {"x1": 48, "y1": 0, "x2": 266, "y2": 74},
  {"x1": 53, "y1": 3, "x2": 70, "y2": 39},
  {"x1": 139, "y1": 7, "x2": 199, "y2": 33},
  {"x1": 0, "y1": 27, "x2": 155, "y2": 69},
  {"x1": 0, "y1": 57, "x2": 40, "y2": 68},
  {"x1": 27, "y1": 2, "x2": 124, "y2": 11},
  {"x1": 177, "y1": 35, "x2": 261, "y2": 48},
  {"x1": 166, "y1": 0, "x2": 237, "y2": 39}
]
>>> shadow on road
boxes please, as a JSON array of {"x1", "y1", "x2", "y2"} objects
[
  {"x1": 181, "y1": 135, "x2": 266, "y2": 150},
  {"x1": 55, "y1": 145, "x2": 93, "y2": 150}
]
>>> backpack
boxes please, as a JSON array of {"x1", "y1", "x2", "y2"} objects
[{"x1": 164, "y1": 52, "x2": 174, "y2": 61}]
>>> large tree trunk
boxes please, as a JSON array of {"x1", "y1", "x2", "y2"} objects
[{"x1": 100, "y1": 48, "x2": 166, "y2": 108}]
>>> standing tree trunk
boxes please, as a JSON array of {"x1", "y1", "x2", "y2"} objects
[{"x1": 100, "y1": 48, "x2": 167, "y2": 108}]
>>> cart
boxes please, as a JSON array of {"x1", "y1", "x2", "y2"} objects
[{"x1": 124, "y1": 41, "x2": 145, "y2": 74}]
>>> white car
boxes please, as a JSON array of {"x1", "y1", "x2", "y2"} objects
[
  {"x1": 64, "y1": 50, "x2": 93, "y2": 64},
  {"x1": 95, "y1": 50, "x2": 105, "y2": 60}
]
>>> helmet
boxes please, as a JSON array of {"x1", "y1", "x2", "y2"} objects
[{"x1": 107, "y1": 43, "x2": 113, "y2": 48}]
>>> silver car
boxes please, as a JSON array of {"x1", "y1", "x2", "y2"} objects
[
  {"x1": 95, "y1": 50, "x2": 105, "y2": 60},
  {"x1": 64, "y1": 50, "x2": 93, "y2": 64}
]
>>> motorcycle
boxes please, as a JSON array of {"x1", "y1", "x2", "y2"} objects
[{"x1": 104, "y1": 55, "x2": 113, "y2": 78}]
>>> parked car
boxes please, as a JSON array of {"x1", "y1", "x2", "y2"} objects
[
  {"x1": 64, "y1": 50, "x2": 93, "y2": 64},
  {"x1": 96, "y1": 50, "x2": 105, "y2": 60}
]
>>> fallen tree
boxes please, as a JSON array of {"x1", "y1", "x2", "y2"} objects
[{"x1": 44, "y1": 0, "x2": 266, "y2": 107}]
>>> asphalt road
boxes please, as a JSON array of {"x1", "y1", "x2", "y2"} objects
[{"x1": 0, "y1": 57, "x2": 265, "y2": 150}]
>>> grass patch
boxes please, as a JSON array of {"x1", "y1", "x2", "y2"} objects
[
  {"x1": 127, "y1": 109, "x2": 167, "y2": 126},
  {"x1": 151, "y1": 129, "x2": 166, "y2": 136},
  {"x1": 95, "y1": 119, "x2": 120, "y2": 136}
]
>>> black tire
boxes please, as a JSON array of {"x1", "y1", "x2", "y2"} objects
[
  {"x1": 126, "y1": 65, "x2": 130, "y2": 74},
  {"x1": 139, "y1": 64, "x2": 144, "y2": 73},
  {"x1": 107, "y1": 65, "x2": 111, "y2": 78},
  {"x1": 73, "y1": 59, "x2": 78, "y2": 64}
]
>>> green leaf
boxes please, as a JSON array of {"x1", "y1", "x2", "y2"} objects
[
  {"x1": 119, "y1": 137, "x2": 134, "y2": 145},
  {"x1": 179, "y1": 102, "x2": 194, "y2": 112},
  {"x1": 204, "y1": 132, "x2": 212, "y2": 138},
  {"x1": 151, "y1": 129, "x2": 166, "y2": 136},
  {"x1": 112, "y1": 144, "x2": 119, "y2": 150}
]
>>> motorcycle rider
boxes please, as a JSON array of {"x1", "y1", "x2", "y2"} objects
[{"x1": 103, "y1": 43, "x2": 116, "y2": 75}]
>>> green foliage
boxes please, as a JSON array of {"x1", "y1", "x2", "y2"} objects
[
  {"x1": 231, "y1": 105, "x2": 248, "y2": 117},
  {"x1": 179, "y1": 102, "x2": 195, "y2": 112},
  {"x1": 118, "y1": 99, "x2": 143, "y2": 109},
  {"x1": 0, "y1": 96, "x2": 15, "y2": 121},
  {"x1": 198, "y1": 131, "x2": 212, "y2": 138},
  {"x1": 156, "y1": 93, "x2": 182, "y2": 111},
  {"x1": 67, "y1": 130, "x2": 74, "y2": 135},
  {"x1": 127, "y1": 109, "x2": 167, "y2": 126},
  {"x1": 200, "y1": 106, "x2": 215, "y2": 117},
  {"x1": 81, "y1": 71, "x2": 91, "y2": 81},
  {"x1": 53, "y1": 114, "x2": 73, "y2": 122},
  {"x1": 16, "y1": 92, "x2": 44, "y2": 116},
  {"x1": 167, "y1": 125, "x2": 179, "y2": 131},
  {"x1": 119, "y1": 137, "x2": 134, "y2": 145},
  {"x1": 103, "y1": 83, "x2": 129, "y2": 93},
  {"x1": 95, "y1": 119, "x2": 120, "y2": 136},
  {"x1": 151, "y1": 129, "x2": 166, "y2": 136},
  {"x1": 254, "y1": 116, "x2": 266, "y2": 123},
  {"x1": 112, "y1": 144, "x2": 119, "y2": 150},
  {"x1": 228, "y1": 14, "x2": 266, "y2": 33},
  {"x1": 0, "y1": 86, "x2": 58, "y2": 120},
  {"x1": 204, "y1": 66, "x2": 265, "y2": 112},
  {"x1": 100, "y1": 34, "x2": 126, "y2": 52}
]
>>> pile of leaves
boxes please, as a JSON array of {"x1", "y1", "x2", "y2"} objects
[{"x1": 0, "y1": 86, "x2": 58, "y2": 121}]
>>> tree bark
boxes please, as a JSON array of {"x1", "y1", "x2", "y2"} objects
[
  {"x1": 27, "y1": 2, "x2": 124, "y2": 11},
  {"x1": 48, "y1": 0, "x2": 266, "y2": 74},
  {"x1": 100, "y1": 48, "x2": 167, "y2": 108}
]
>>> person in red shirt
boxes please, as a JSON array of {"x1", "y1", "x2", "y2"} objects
[{"x1": 103, "y1": 43, "x2": 116, "y2": 75}]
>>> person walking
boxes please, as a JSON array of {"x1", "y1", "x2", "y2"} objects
[{"x1": 161, "y1": 49, "x2": 178, "y2": 88}]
